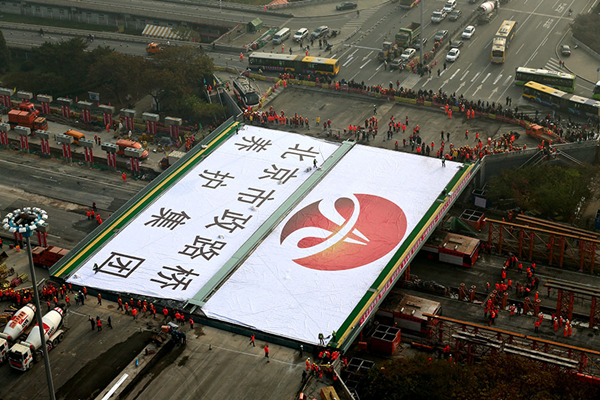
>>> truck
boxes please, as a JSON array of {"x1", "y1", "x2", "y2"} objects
[
  {"x1": 159, "y1": 150, "x2": 186, "y2": 170},
  {"x1": 8, "y1": 110, "x2": 48, "y2": 131},
  {"x1": 477, "y1": 0, "x2": 499, "y2": 24},
  {"x1": 395, "y1": 22, "x2": 421, "y2": 48},
  {"x1": 7, "y1": 307, "x2": 64, "y2": 371},
  {"x1": 147, "y1": 42, "x2": 173, "y2": 55},
  {"x1": 525, "y1": 124, "x2": 565, "y2": 144},
  {"x1": 378, "y1": 41, "x2": 401, "y2": 62},
  {"x1": 16, "y1": 100, "x2": 39, "y2": 117},
  {"x1": 32, "y1": 246, "x2": 69, "y2": 269},
  {"x1": 0, "y1": 304, "x2": 36, "y2": 362}
]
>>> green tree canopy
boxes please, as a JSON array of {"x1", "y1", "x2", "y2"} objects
[
  {"x1": 486, "y1": 164, "x2": 593, "y2": 220},
  {"x1": 356, "y1": 354, "x2": 599, "y2": 400}
]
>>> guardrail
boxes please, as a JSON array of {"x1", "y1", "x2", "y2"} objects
[
  {"x1": 157, "y1": 0, "x2": 294, "y2": 17},
  {"x1": 0, "y1": 21, "x2": 204, "y2": 48},
  {"x1": 214, "y1": 65, "x2": 573, "y2": 145}
]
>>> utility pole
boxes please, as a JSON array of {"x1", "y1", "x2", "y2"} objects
[
  {"x1": 420, "y1": 0, "x2": 424, "y2": 71},
  {"x1": 3, "y1": 207, "x2": 56, "y2": 400}
]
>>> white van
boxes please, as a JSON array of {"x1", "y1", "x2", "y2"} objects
[
  {"x1": 273, "y1": 28, "x2": 291, "y2": 45},
  {"x1": 443, "y1": 0, "x2": 456, "y2": 13}
]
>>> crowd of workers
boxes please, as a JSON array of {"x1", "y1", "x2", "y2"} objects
[{"x1": 482, "y1": 243, "x2": 574, "y2": 338}]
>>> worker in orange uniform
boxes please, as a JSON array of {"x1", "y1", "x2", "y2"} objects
[
  {"x1": 132, "y1": 307, "x2": 138, "y2": 320},
  {"x1": 306, "y1": 358, "x2": 311, "y2": 371}
]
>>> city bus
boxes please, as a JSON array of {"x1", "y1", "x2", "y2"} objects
[
  {"x1": 491, "y1": 20, "x2": 517, "y2": 63},
  {"x1": 593, "y1": 81, "x2": 600, "y2": 100},
  {"x1": 398, "y1": 0, "x2": 421, "y2": 9},
  {"x1": 522, "y1": 81, "x2": 600, "y2": 119},
  {"x1": 232, "y1": 76, "x2": 260, "y2": 109},
  {"x1": 248, "y1": 52, "x2": 340, "y2": 76},
  {"x1": 514, "y1": 67, "x2": 576, "y2": 92}
]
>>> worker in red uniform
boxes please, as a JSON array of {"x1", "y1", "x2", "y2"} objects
[
  {"x1": 97, "y1": 293, "x2": 102, "y2": 305},
  {"x1": 117, "y1": 297, "x2": 123, "y2": 311},
  {"x1": 97, "y1": 318, "x2": 102, "y2": 332},
  {"x1": 132, "y1": 308, "x2": 138, "y2": 320},
  {"x1": 163, "y1": 307, "x2": 169, "y2": 320},
  {"x1": 189, "y1": 318, "x2": 194, "y2": 330},
  {"x1": 264, "y1": 345, "x2": 270, "y2": 362}
]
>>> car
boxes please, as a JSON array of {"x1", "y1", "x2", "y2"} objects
[
  {"x1": 400, "y1": 48, "x2": 416, "y2": 61},
  {"x1": 390, "y1": 58, "x2": 404, "y2": 71},
  {"x1": 311, "y1": 26, "x2": 329, "y2": 39},
  {"x1": 446, "y1": 48, "x2": 460, "y2": 62},
  {"x1": 561, "y1": 44, "x2": 571, "y2": 56},
  {"x1": 462, "y1": 25, "x2": 475, "y2": 39},
  {"x1": 431, "y1": 10, "x2": 447, "y2": 23},
  {"x1": 442, "y1": 0, "x2": 456, "y2": 13},
  {"x1": 449, "y1": 10, "x2": 462, "y2": 21},
  {"x1": 336, "y1": 1, "x2": 357, "y2": 10},
  {"x1": 450, "y1": 40, "x2": 464, "y2": 49},
  {"x1": 293, "y1": 28, "x2": 309, "y2": 42},
  {"x1": 434, "y1": 30, "x2": 449, "y2": 42},
  {"x1": 414, "y1": 37, "x2": 428, "y2": 50}
]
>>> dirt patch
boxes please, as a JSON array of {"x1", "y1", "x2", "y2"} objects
[
  {"x1": 193, "y1": 326, "x2": 205, "y2": 337},
  {"x1": 56, "y1": 331, "x2": 153, "y2": 400},
  {"x1": 177, "y1": 355, "x2": 190, "y2": 367}
]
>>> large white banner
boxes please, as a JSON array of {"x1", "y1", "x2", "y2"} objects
[
  {"x1": 68, "y1": 126, "x2": 339, "y2": 300},
  {"x1": 204, "y1": 146, "x2": 462, "y2": 344}
]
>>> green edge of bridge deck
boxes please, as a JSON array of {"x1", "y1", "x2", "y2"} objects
[
  {"x1": 50, "y1": 119, "x2": 239, "y2": 279},
  {"x1": 186, "y1": 139, "x2": 357, "y2": 308},
  {"x1": 333, "y1": 161, "x2": 480, "y2": 351}
]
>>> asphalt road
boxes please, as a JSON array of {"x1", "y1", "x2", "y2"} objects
[
  {"x1": 327, "y1": 0, "x2": 596, "y2": 102},
  {"x1": 4, "y1": 0, "x2": 597, "y2": 105},
  {"x1": 0, "y1": 151, "x2": 148, "y2": 249}
]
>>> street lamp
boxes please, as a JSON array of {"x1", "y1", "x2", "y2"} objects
[{"x1": 2, "y1": 207, "x2": 56, "y2": 400}]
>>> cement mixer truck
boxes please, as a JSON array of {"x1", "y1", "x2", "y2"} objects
[
  {"x1": 0, "y1": 304, "x2": 36, "y2": 362},
  {"x1": 7, "y1": 307, "x2": 65, "y2": 371},
  {"x1": 477, "y1": 0, "x2": 499, "y2": 24}
]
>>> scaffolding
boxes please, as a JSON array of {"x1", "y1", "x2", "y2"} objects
[
  {"x1": 486, "y1": 215, "x2": 600, "y2": 273},
  {"x1": 545, "y1": 279, "x2": 600, "y2": 328},
  {"x1": 424, "y1": 313, "x2": 600, "y2": 377}
]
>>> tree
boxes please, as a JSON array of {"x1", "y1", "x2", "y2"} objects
[
  {"x1": 486, "y1": 164, "x2": 592, "y2": 220},
  {"x1": 355, "y1": 354, "x2": 599, "y2": 400},
  {"x1": 0, "y1": 30, "x2": 10, "y2": 74},
  {"x1": 88, "y1": 52, "x2": 150, "y2": 104},
  {"x1": 143, "y1": 46, "x2": 214, "y2": 115}
]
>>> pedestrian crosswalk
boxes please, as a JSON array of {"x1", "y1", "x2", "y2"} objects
[
  {"x1": 343, "y1": 6, "x2": 382, "y2": 31},
  {"x1": 544, "y1": 57, "x2": 562, "y2": 72}
]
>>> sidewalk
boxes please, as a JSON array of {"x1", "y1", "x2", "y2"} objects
[{"x1": 562, "y1": 36, "x2": 600, "y2": 84}]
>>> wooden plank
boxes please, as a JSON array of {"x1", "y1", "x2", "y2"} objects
[{"x1": 516, "y1": 215, "x2": 597, "y2": 238}]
